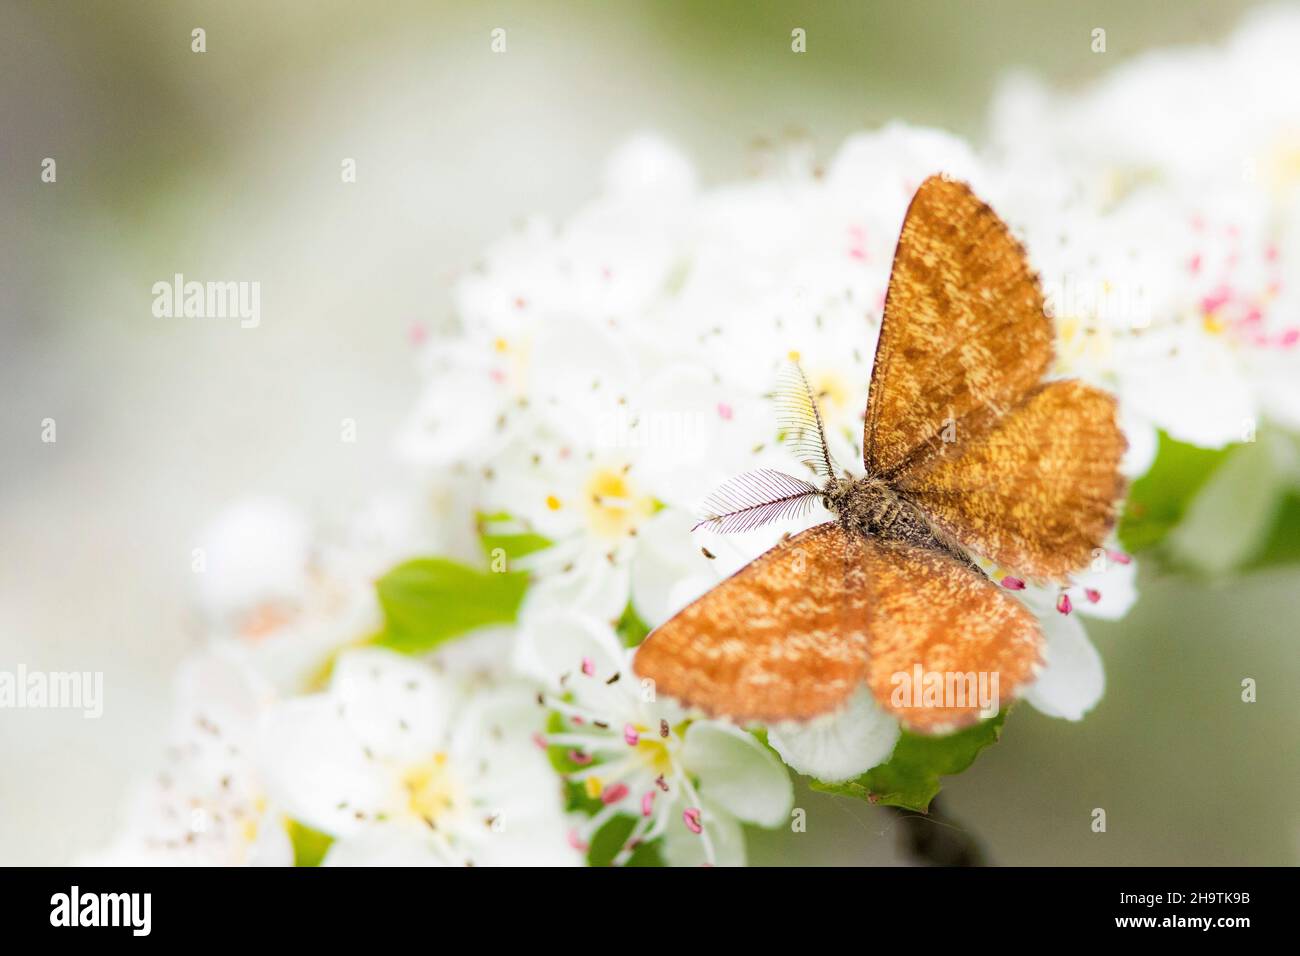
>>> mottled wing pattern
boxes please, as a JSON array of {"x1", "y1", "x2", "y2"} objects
[
  {"x1": 861, "y1": 537, "x2": 1042, "y2": 733},
  {"x1": 632, "y1": 522, "x2": 870, "y2": 722},
  {"x1": 864, "y1": 176, "x2": 1053, "y2": 480},
  {"x1": 634, "y1": 522, "x2": 1043, "y2": 731},
  {"x1": 897, "y1": 380, "x2": 1128, "y2": 581}
]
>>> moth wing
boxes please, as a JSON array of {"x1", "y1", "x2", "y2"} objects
[
  {"x1": 861, "y1": 537, "x2": 1043, "y2": 733},
  {"x1": 895, "y1": 379, "x2": 1128, "y2": 581},
  {"x1": 632, "y1": 522, "x2": 870, "y2": 723},
  {"x1": 864, "y1": 176, "x2": 1053, "y2": 480},
  {"x1": 634, "y1": 521, "x2": 1043, "y2": 733}
]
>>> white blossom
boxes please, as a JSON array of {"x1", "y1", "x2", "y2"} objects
[
  {"x1": 257, "y1": 647, "x2": 578, "y2": 866},
  {"x1": 518, "y1": 608, "x2": 792, "y2": 865}
]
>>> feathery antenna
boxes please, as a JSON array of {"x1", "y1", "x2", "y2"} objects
[
  {"x1": 692, "y1": 468, "x2": 823, "y2": 533},
  {"x1": 774, "y1": 362, "x2": 836, "y2": 480}
]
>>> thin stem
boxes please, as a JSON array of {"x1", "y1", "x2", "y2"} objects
[{"x1": 887, "y1": 796, "x2": 987, "y2": 866}]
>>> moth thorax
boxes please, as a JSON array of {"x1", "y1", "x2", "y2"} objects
[{"x1": 833, "y1": 476, "x2": 912, "y2": 535}]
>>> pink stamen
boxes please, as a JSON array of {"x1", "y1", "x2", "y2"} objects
[
  {"x1": 567, "y1": 828, "x2": 588, "y2": 851},
  {"x1": 623, "y1": 723, "x2": 640, "y2": 746},
  {"x1": 1107, "y1": 549, "x2": 1132, "y2": 565},
  {"x1": 1000, "y1": 576, "x2": 1026, "y2": 590},
  {"x1": 531, "y1": 732, "x2": 547, "y2": 750},
  {"x1": 567, "y1": 749, "x2": 593, "y2": 766},
  {"x1": 601, "y1": 783, "x2": 629, "y2": 805},
  {"x1": 1188, "y1": 254, "x2": 1201, "y2": 275},
  {"x1": 1084, "y1": 588, "x2": 1102, "y2": 604},
  {"x1": 1056, "y1": 593, "x2": 1073, "y2": 615},
  {"x1": 641, "y1": 792, "x2": 655, "y2": 817},
  {"x1": 717, "y1": 402, "x2": 734, "y2": 421},
  {"x1": 1201, "y1": 286, "x2": 1233, "y2": 315},
  {"x1": 489, "y1": 369, "x2": 506, "y2": 384},
  {"x1": 408, "y1": 322, "x2": 427, "y2": 345},
  {"x1": 580, "y1": 657, "x2": 595, "y2": 677},
  {"x1": 682, "y1": 807, "x2": 703, "y2": 834}
]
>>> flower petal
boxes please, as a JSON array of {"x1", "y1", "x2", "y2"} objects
[
  {"x1": 680, "y1": 721, "x2": 792, "y2": 827},
  {"x1": 515, "y1": 607, "x2": 626, "y2": 689},
  {"x1": 1023, "y1": 611, "x2": 1104, "y2": 720},
  {"x1": 660, "y1": 796, "x2": 746, "y2": 868},
  {"x1": 329, "y1": 648, "x2": 456, "y2": 761},
  {"x1": 1070, "y1": 556, "x2": 1138, "y2": 621},
  {"x1": 767, "y1": 687, "x2": 901, "y2": 783},
  {"x1": 256, "y1": 697, "x2": 395, "y2": 837},
  {"x1": 194, "y1": 497, "x2": 310, "y2": 617}
]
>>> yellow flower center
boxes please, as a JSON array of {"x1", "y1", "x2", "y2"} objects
[
  {"x1": 401, "y1": 752, "x2": 462, "y2": 826},
  {"x1": 583, "y1": 467, "x2": 655, "y2": 540},
  {"x1": 634, "y1": 733, "x2": 675, "y2": 775},
  {"x1": 1263, "y1": 130, "x2": 1300, "y2": 198}
]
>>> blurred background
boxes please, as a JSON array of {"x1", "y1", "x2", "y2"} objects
[{"x1": 2, "y1": 0, "x2": 1294, "y2": 865}]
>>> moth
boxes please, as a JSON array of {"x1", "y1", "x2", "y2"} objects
[{"x1": 633, "y1": 175, "x2": 1127, "y2": 734}]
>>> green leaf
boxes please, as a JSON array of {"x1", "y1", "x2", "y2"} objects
[
  {"x1": 545, "y1": 711, "x2": 598, "y2": 779},
  {"x1": 287, "y1": 819, "x2": 334, "y2": 867},
  {"x1": 372, "y1": 558, "x2": 528, "y2": 654},
  {"x1": 1246, "y1": 492, "x2": 1300, "y2": 570},
  {"x1": 615, "y1": 601, "x2": 651, "y2": 648},
  {"x1": 810, "y1": 710, "x2": 1008, "y2": 812},
  {"x1": 1118, "y1": 431, "x2": 1235, "y2": 553},
  {"x1": 1164, "y1": 433, "x2": 1290, "y2": 574},
  {"x1": 477, "y1": 511, "x2": 553, "y2": 565},
  {"x1": 587, "y1": 814, "x2": 637, "y2": 867},
  {"x1": 582, "y1": 813, "x2": 666, "y2": 866},
  {"x1": 624, "y1": 838, "x2": 666, "y2": 867}
]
